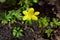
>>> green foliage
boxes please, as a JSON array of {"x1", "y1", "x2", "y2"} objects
[
  {"x1": 0, "y1": 9, "x2": 22, "y2": 25},
  {"x1": 50, "y1": 18, "x2": 60, "y2": 28},
  {"x1": 12, "y1": 27, "x2": 23, "y2": 37},
  {"x1": 38, "y1": 17, "x2": 50, "y2": 28},
  {"x1": 0, "y1": 12, "x2": 8, "y2": 24},
  {"x1": 33, "y1": 0, "x2": 38, "y2": 3},
  {"x1": 45, "y1": 29, "x2": 52, "y2": 37},
  {"x1": 11, "y1": 9, "x2": 22, "y2": 20},
  {"x1": 25, "y1": 20, "x2": 33, "y2": 25},
  {"x1": 19, "y1": 0, "x2": 39, "y2": 11},
  {"x1": 19, "y1": 0, "x2": 31, "y2": 10},
  {"x1": 0, "y1": 0, "x2": 6, "y2": 3}
]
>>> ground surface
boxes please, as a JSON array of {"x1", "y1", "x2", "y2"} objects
[{"x1": 0, "y1": 0, "x2": 60, "y2": 40}]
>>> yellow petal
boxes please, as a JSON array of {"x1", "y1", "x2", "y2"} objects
[
  {"x1": 28, "y1": 8, "x2": 34, "y2": 14},
  {"x1": 23, "y1": 16, "x2": 28, "y2": 20},
  {"x1": 23, "y1": 11, "x2": 28, "y2": 15},
  {"x1": 23, "y1": 16, "x2": 31, "y2": 21},
  {"x1": 34, "y1": 12, "x2": 40, "y2": 15},
  {"x1": 32, "y1": 15, "x2": 38, "y2": 20},
  {"x1": 27, "y1": 16, "x2": 31, "y2": 20}
]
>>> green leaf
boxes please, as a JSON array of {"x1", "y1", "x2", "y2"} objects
[
  {"x1": 33, "y1": 0, "x2": 38, "y2": 3},
  {"x1": 50, "y1": 22, "x2": 54, "y2": 27},
  {"x1": 57, "y1": 22, "x2": 60, "y2": 26},
  {"x1": 16, "y1": 32, "x2": 20, "y2": 37},
  {"x1": 13, "y1": 29, "x2": 17, "y2": 36},
  {"x1": 10, "y1": 19, "x2": 16, "y2": 23},
  {"x1": 19, "y1": 33, "x2": 23, "y2": 36},
  {"x1": 12, "y1": 27, "x2": 24, "y2": 37},
  {"x1": 45, "y1": 29, "x2": 52, "y2": 37},
  {"x1": 20, "y1": 29, "x2": 23, "y2": 32},
  {"x1": 15, "y1": 13, "x2": 22, "y2": 20},
  {"x1": 51, "y1": 18, "x2": 60, "y2": 28},
  {"x1": 2, "y1": 19, "x2": 8, "y2": 24},
  {"x1": 38, "y1": 17, "x2": 49, "y2": 28}
]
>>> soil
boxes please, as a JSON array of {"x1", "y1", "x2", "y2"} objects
[{"x1": 0, "y1": 0, "x2": 60, "y2": 40}]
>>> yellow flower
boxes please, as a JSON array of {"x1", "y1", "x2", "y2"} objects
[{"x1": 22, "y1": 8, "x2": 40, "y2": 21}]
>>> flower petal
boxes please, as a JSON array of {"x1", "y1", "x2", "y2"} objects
[
  {"x1": 23, "y1": 16, "x2": 28, "y2": 20},
  {"x1": 34, "y1": 12, "x2": 40, "y2": 15},
  {"x1": 32, "y1": 15, "x2": 38, "y2": 20},
  {"x1": 28, "y1": 8, "x2": 34, "y2": 14},
  {"x1": 22, "y1": 8, "x2": 39, "y2": 21},
  {"x1": 23, "y1": 11, "x2": 28, "y2": 15},
  {"x1": 23, "y1": 16, "x2": 31, "y2": 21},
  {"x1": 27, "y1": 16, "x2": 31, "y2": 20}
]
